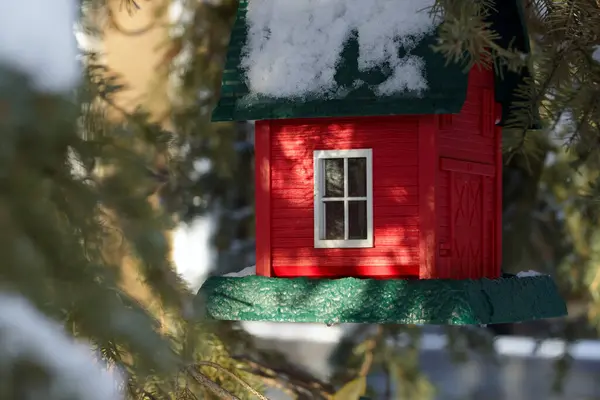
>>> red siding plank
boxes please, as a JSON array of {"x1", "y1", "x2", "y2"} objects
[
  {"x1": 255, "y1": 120, "x2": 272, "y2": 276},
  {"x1": 271, "y1": 149, "x2": 418, "y2": 165},
  {"x1": 270, "y1": 115, "x2": 419, "y2": 131},
  {"x1": 468, "y1": 65, "x2": 495, "y2": 86},
  {"x1": 418, "y1": 115, "x2": 438, "y2": 279},
  {"x1": 440, "y1": 158, "x2": 496, "y2": 177},
  {"x1": 272, "y1": 212, "x2": 420, "y2": 225},
  {"x1": 372, "y1": 206, "x2": 419, "y2": 216},
  {"x1": 481, "y1": 88, "x2": 494, "y2": 138},
  {"x1": 438, "y1": 148, "x2": 492, "y2": 165},
  {"x1": 373, "y1": 186, "x2": 419, "y2": 198},
  {"x1": 439, "y1": 135, "x2": 495, "y2": 151},
  {"x1": 272, "y1": 253, "x2": 419, "y2": 267},
  {"x1": 271, "y1": 220, "x2": 313, "y2": 230},
  {"x1": 271, "y1": 173, "x2": 418, "y2": 189},
  {"x1": 439, "y1": 114, "x2": 453, "y2": 129},
  {"x1": 272, "y1": 235, "x2": 419, "y2": 248},
  {"x1": 438, "y1": 69, "x2": 496, "y2": 168},
  {"x1": 494, "y1": 104, "x2": 503, "y2": 277},
  {"x1": 374, "y1": 175, "x2": 420, "y2": 187},
  {"x1": 437, "y1": 169, "x2": 451, "y2": 279},
  {"x1": 273, "y1": 136, "x2": 418, "y2": 149},
  {"x1": 434, "y1": 67, "x2": 501, "y2": 280},
  {"x1": 481, "y1": 175, "x2": 488, "y2": 279},
  {"x1": 273, "y1": 265, "x2": 419, "y2": 278},
  {"x1": 271, "y1": 226, "x2": 420, "y2": 241},
  {"x1": 271, "y1": 206, "x2": 418, "y2": 220},
  {"x1": 272, "y1": 194, "x2": 418, "y2": 209}
]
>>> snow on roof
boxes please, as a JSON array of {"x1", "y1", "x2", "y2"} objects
[{"x1": 241, "y1": 0, "x2": 437, "y2": 99}]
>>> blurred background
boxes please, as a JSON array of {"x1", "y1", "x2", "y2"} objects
[{"x1": 2, "y1": 0, "x2": 600, "y2": 399}]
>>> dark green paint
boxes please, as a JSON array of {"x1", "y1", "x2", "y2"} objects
[{"x1": 197, "y1": 274, "x2": 567, "y2": 325}]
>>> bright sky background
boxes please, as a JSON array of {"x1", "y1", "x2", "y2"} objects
[{"x1": 0, "y1": 0, "x2": 80, "y2": 92}]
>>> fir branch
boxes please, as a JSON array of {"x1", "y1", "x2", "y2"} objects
[
  {"x1": 185, "y1": 366, "x2": 240, "y2": 400},
  {"x1": 232, "y1": 355, "x2": 334, "y2": 399},
  {"x1": 194, "y1": 361, "x2": 268, "y2": 400},
  {"x1": 357, "y1": 326, "x2": 384, "y2": 378},
  {"x1": 506, "y1": 57, "x2": 563, "y2": 163},
  {"x1": 431, "y1": 0, "x2": 525, "y2": 72}
]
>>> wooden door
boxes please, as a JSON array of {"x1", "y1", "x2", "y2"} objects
[{"x1": 440, "y1": 158, "x2": 496, "y2": 279}]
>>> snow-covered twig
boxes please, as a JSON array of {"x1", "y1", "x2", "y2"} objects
[
  {"x1": 242, "y1": 0, "x2": 436, "y2": 98},
  {"x1": 0, "y1": 292, "x2": 122, "y2": 400}
]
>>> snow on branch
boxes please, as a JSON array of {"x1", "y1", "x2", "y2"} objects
[
  {"x1": 516, "y1": 270, "x2": 545, "y2": 278},
  {"x1": 242, "y1": 0, "x2": 437, "y2": 98},
  {"x1": 0, "y1": 293, "x2": 122, "y2": 400},
  {"x1": 593, "y1": 46, "x2": 600, "y2": 63}
]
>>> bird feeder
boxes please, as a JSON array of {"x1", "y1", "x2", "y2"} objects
[{"x1": 198, "y1": 0, "x2": 567, "y2": 325}]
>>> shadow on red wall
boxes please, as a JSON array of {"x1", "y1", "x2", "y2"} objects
[{"x1": 259, "y1": 115, "x2": 423, "y2": 280}]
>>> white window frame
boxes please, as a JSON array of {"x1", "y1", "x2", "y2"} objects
[{"x1": 313, "y1": 149, "x2": 373, "y2": 249}]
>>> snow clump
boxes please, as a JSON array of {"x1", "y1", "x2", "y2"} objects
[{"x1": 242, "y1": 0, "x2": 437, "y2": 98}]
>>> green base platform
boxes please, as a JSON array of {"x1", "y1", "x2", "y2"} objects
[{"x1": 197, "y1": 274, "x2": 567, "y2": 325}]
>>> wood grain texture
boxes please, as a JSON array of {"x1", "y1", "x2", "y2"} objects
[
  {"x1": 255, "y1": 120, "x2": 272, "y2": 276},
  {"x1": 438, "y1": 68, "x2": 496, "y2": 165},
  {"x1": 495, "y1": 104, "x2": 503, "y2": 277},
  {"x1": 418, "y1": 115, "x2": 438, "y2": 279},
  {"x1": 269, "y1": 115, "x2": 420, "y2": 278},
  {"x1": 261, "y1": 68, "x2": 503, "y2": 281},
  {"x1": 435, "y1": 67, "x2": 501, "y2": 280},
  {"x1": 272, "y1": 265, "x2": 420, "y2": 278}
]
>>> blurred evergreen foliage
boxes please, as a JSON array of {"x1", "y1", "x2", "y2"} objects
[{"x1": 0, "y1": 0, "x2": 267, "y2": 398}]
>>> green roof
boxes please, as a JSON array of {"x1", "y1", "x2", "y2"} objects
[{"x1": 212, "y1": 0, "x2": 532, "y2": 125}]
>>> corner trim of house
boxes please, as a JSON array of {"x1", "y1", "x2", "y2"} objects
[
  {"x1": 418, "y1": 116, "x2": 438, "y2": 279},
  {"x1": 495, "y1": 103, "x2": 503, "y2": 272},
  {"x1": 255, "y1": 120, "x2": 272, "y2": 276}
]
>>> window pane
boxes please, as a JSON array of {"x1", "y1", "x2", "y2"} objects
[
  {"x1": 348, "y1": 157, "x2": 367, "y2": 197},
  {"x1": 348, "y1": 200, "x2": 368, "y2": 240},
  {"x1": 324, "y1": 158, "x2": 344, "y2": 197},
  {"x1": 324, "y1": 201, "x2": 344, "y2": 240}
]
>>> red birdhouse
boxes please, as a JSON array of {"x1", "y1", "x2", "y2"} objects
[
  {"x1": 200, "y1": 0, "x2": 567, "y2": 325},
  {"x1": 253, "y1": 67, "x2": 502, "y2": 280}
]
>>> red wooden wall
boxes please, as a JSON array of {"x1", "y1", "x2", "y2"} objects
[
  {"x1": 435, "y1": 67, "x2": 502, "y2": 279},
  {"x1": 254, "y1": 67, "x2": 503, "y2": 280},
  {"x1": 257, "y1": 116, "x2": 422, "y2": 278}
]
